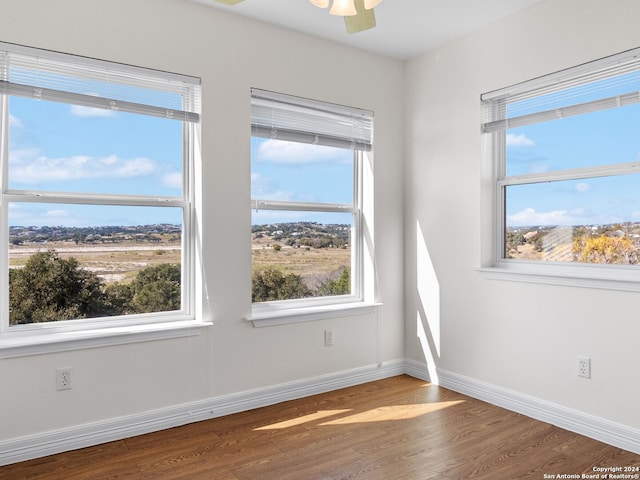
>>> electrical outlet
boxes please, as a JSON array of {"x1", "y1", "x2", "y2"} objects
[
  {"x1": 56, "y1": 367, "x2": 73, "y2": 390},
  {"x1": 324, "y1": 329, "x2": 334, "y2": 347},
  {"x1": 577, "y1": 356, "x2": 591, "y2": 379}
]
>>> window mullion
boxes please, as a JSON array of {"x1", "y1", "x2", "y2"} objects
[
  {"x1": 4, "y1": 191, "x2": 186, "y2": 208},
  {"x1": 499, "y1": 161, "x2": 640, "y2": 187},
  {"x1": 253, "y1": 199, "x2": 355, "y2": 213},
  {"x1": 353, "y1": 149, "x2": 363, "y2": 300},
  {"x1": 0, "y1": 94, "x2": 8, "y2": 332}
]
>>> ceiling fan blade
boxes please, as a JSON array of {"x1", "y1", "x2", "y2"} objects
[
  {"x1": 213, "y1": 0, "x2": 245, "y2": 4},
  {"x1": 344, "y1": 0, "x2": 376, "y2": 34}
]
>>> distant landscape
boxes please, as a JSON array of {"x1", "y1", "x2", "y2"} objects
[
  {"x1": 8, "y1": 221, "x2": 352, "y2": 287},
  {"x1": 9, "y1": 224, "x2": 182, "y2": 283},
  {"x1": 7, "y1": 221, "x2": 352, "y2": 324},
  {"x1": 252, "y1": 222, "x2": 351, "y2": 288},
  {"x1": 506, "y1": 222, "x2": 640, "y2": 264}
]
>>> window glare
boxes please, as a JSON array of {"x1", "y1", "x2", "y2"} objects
[{"x1": 505, "y1": 177, "x2": 640, "y2": 265}]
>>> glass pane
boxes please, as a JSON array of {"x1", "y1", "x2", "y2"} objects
[
  {"x1": 504, "y1": 176, "x2": 640, "y2": 265},
  {"x1": 8, "y1": 97, "x2": 183, "y2": 196},
  {"x1": 506, "y1": 103, "x2": 640, "y2": 176},
  {"x1": 251, "y1": 210, "x2": 353, "y2": 302},
  {"x1": 251, "y1": 137, "x2": 354, "y2": 204},
  {"x1": 9, "y1": 203, "x2": 183, "y2": 325}
]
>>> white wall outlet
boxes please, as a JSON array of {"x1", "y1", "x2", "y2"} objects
[
  {"x1": 324, "y1": 329, "x2": 334, "y2": 347},
  {"x1": 577, "y1": 356, "x2": 591, "y2": 379},
  {"x1": 56, "y1": 367, "x2": 73, "y2": 390}
]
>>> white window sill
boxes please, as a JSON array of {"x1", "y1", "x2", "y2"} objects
[
  {"x1": 478, "y1": 262, "x2": 640, "y2": 292},
  {"x1": 0, "y1": 320, "x2": 212, "y2": 359},
  {"x1": 247, "y1": 302, "x2": 381, "y2": 327}
]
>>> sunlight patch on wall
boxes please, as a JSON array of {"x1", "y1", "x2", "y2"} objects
[
  {"x1": 417, "y1": 313, "x2": 439, "y2": 383},
  {"x1": 417, "y1": 221, "x2": 441, "y2": 355}
]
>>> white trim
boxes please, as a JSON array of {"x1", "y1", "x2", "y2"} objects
[
  {"x1": 1, "y1": 359, "x2": 638, "y2": 466},
  {"x1": 0, "y1": 359, "x2": 405, "y2": 467},
  {"x1": 498, "y1": 161, "x2": 640, "y2": 187},
  {"x1": 247, "y1": 302, "x2": 381, "y2": 327},
  {"x1": 403, "y1": 358, "x2": 432, "y2": 382},
  {"x1": 405, "y1": 359, "x2": 640, "y2": 456},
  {"x1": 477, "y1": 263, "x2": 640, "y2": 292},
  {"x1": 0, "y1": 320, "x2": 212, "y2": 359}
]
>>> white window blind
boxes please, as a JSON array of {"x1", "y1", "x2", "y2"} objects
[
  {"x1": 0, "y1": 42, "x2": 200, "y2": 123},
  {"x1": 482, "y1": 47, "x2": 640, "y2": 133},
  {"x1": 251, "y1": 88, "x2": 373, "y2": 151}
]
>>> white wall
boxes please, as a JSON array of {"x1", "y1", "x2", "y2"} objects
[
  {"x1": 405, "y1": 0, "x2": 640, "y2": 430},
  {"x1": 4, "y1": 0, "x2": 638, "y2": 462},
  {"x1": 0, "y1": 0, "x2": 405, "y2": 443}
]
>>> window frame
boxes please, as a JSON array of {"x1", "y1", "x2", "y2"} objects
[
  {"x1": 248, "y1": 89, "x2": 378, "y2": 325},
  {"x1": 0, "y1": 42, "x2": 207, "y2": 356},
  {"x1": 480, "y1": 47, "x2": 640, "y2": 292}
]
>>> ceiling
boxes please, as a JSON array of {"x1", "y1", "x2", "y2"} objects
[{"x1": 190, "y1": 0, "x2": 545, "y2": 60}]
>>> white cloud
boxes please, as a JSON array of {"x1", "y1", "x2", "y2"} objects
[
  {"x1": 255, "y1": 139, "x2": 350, "y2": 164},
  {"x1": 575, "y1": 182, "x2": 591, "y2": 193},
  {"x1": 70, "y1": 105, "x2": 116, "y2": 118},
  {"x1": 163, "y1": 172, "x2": 182, "y2": 189},
  {"x1": 506, "y1": 133, "x2": 535, "y2": 147},
  {"x1": 45, "y1": 209, "x2": 69, "y2": 218},
  {"x1": 9, "y1": 114, "x2": 23, "y2": 128},
  {"x1": 9, "y1": 150, "x2": 156, "y2": 183},
  {"x1": 508, "y1": 207, "x2": 579, "y2": 226},
  {"x1": 9, "y1": 204, "x2": 78, "y2": 226}
]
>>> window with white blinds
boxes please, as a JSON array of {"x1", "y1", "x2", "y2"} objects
[
  {"x1": 481, "y1": 46, "x2": 640, "y2": 290},
  {"x1": 0, "y1": 43, "x2": 200, "y2": 122},
  {"x1": 251, "y1": 88, "x2": 373, "y2": 151},
  {"x1": 0, "y1": 42, "x2": 202, "y2": 335},
  {"x1": 250, "y1": 89, "x2": 373, "y2": 312}
]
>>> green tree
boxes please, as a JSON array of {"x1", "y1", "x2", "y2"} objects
[
  {"x1": 252, "y1": 267, "x2": 311, "y2": 302},
  {"x1": 103, "y1": 282, "x2": 135, "y2": 316},
  {"x1": 128, "y1": 263, "x2": 181, "y2": 313},
  {"x1": 315, "y1": 266, "x2": 351, "y2": 296},
  {"x1": 9, "y1": 250, "x2": 107, "y2": 325}
]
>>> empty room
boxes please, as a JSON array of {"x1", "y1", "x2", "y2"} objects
[{"x1": 0, "y1": 0, "x2": 639, "y2": 478}]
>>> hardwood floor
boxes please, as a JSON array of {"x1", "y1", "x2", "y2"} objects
[{"x1": 2, "y1": 375, "x2": 638, "y2": 479}]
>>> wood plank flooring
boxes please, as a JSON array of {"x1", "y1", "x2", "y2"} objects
[{"x1": 1, "y1": 375, "x2": 638, "y2": 479}]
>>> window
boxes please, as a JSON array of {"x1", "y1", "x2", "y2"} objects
[
  {"x1": 250, "y1": 89, "x2": 376, "y2": 323},
  {"x1": 0, "y1": 42, "x2": 201, "y2": 345},
  {"x1": 481, "y1": 47, "x2": 640, "y2": 290}
]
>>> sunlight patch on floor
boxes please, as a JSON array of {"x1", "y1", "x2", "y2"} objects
[
  {"x1": 255, "y1": 409, "x2": 352, "y2": 430},
  {"x1": 319, "y1": 401, "x2": 465, "y2": 425}
]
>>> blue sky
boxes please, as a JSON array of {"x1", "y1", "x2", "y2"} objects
[
  {"x1": 505, "y1": 102, "x2": 640, "y2": 228},
  {"x1": 250, "y1": 137, "x2": 354, "y2": 226},
  {"x1": 8, "y1": 97, "x2": 183, "y2": 227},
  {"x1": 8, "y1": 98, "x2": 355, "y2": 228},
  {"x1": 11, "y1": 92, "x2": 639, "y2": 231}
]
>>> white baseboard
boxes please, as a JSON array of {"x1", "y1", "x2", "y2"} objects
[
  {"x1": 2, "y1": 358, "x2": 638, "y2": 467},
  {"x1": 0, "y1": 359, "x2": 406, "y2": 467},
  {"x1": 404, "y1": 359, "x2": 640, "y2": 456}
]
